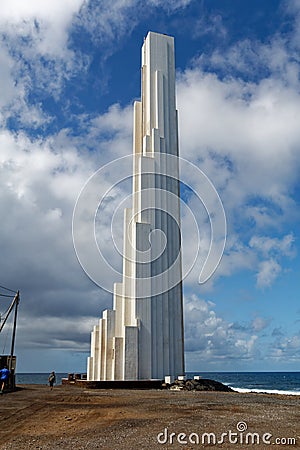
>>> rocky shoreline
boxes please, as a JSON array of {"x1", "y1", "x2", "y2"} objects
[{"x1": 167, "y1": 377, "x2": 234, "y2": 392}]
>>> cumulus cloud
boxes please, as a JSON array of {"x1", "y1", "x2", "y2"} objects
[
  {"x1": 76, "y1": 0, "x2": 192, "y2": 51},
  {"x1": 249, "y1": 234, "x2": 295, "y2": 257},
  {"x1": 0, "y1": 2, "x2": 87, "y2": 128},
  {"x1": 251, "y1": 316, "x2": 270, "y2": 332},
  {"x1": 178, "y1": 6, "x2": 300, "y2": 209},
  {"x1": 0, "y1": 0, "x2": 193, "y2": 129},
  {"x1": 0, "y1": 104, "x2": 132, "y2": 358},
  {"x1": 269, "y1": 333, "x2": 300, "y2": 361},
  {"x1": 184, "y1": 295, "x2": 300, "y2": 369},
  {"x1": 177, "y1": 70, "x2": 300, "y2": 208},
  {"x1": 0, "y1": 0, "x2": 84, "y2": 57},
  {"x1": 0, "y1": 47, "x2": 15, "y2": 109},
  {"x1": 176, "y1": 6, "x2": 300, "y2": 290},
  {"x1": 184, "y1": 295, "x2": 258, "y2": 366},
  {"x1": 248, "y1": 234, "x2": 295, "y2": 287},
  {"x1": 256, "y1": 259, "x2": 282, "y2": 288}
]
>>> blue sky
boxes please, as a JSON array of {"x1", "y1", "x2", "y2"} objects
[{"x1": 0, "y1": 0, "x2": 299, "y2": 373}]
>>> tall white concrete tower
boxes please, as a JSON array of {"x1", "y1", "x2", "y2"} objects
[{"x1": 87, "y1": 31, "x2": 184, "y2": 381}]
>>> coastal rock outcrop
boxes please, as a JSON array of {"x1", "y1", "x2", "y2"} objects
[{"x1": 167, "y1": 378, "x2": 234, "y2": 392}]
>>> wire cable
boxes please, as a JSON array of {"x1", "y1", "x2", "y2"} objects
[
  {"x1": 0, "y1": 284, "x2": 16, "y2": 294},
  {"x1": 1, "y1": 317, "x2": 11, "y2": 353},
  {"x1": 0, "y1": 293, "x2": 14, "y2": 298},
  {"x1": 1, "y1": 304, "x2": 12, "y2": 319}
]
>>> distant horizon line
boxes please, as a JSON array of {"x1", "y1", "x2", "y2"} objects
[{"x1": 16, "y1": 370, "x2": 300, "y2": 374}]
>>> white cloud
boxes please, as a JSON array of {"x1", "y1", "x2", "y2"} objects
[
  {"x1": 0, "y1": 0, "x2": 84, "y2": 57},
  {"x1": 89, "y1": 103, "x2": 133, "y2": 160},
  {"x1": 0, "y1": 0, "x2": 89, "y2": 127},
  {"x1": 176, "y1": 12, "x2": 300, "y2": 290},
  {"x1": 283, "y1": 0, "x2": 300, "y2": 49},
  {"x1": 256, "y1": 259, "x2": 282, "y2": 288},
  {"x1": 177, "y1": 69, "x2": 300, "y2": 205},
  {"x1": 184, "y1": 295, "x2": 258, "y2": 362},
  {"x1": 0, "y1": 100, "x2": 135, "y2": 354},
  {"x1": 184, "y1": 295, "x2": 300, "y2": 369},
  {"x1": 217, "y1": 235, "x2": 256, "y2": 277},
  {"x1": 148, "y1": 0, "x2": 192, "y2": 8},
  {"x1": 0, "y1": 0, "x2": 191, "y2": 64},
  {"x1": 1, "y1": 0, "x2": 194, "y2": 128},
  {"x1": 249, "y1": 234, "x2": 295, "y2": 258},
  {"x1": 0, "y1": 0, "x2": 83, "y2": 22},
  {"x1": 177, "y1": 8, "x2": 300, "y2": 220},
  {"x1": 0, "y1": 47, "x2": 15, "y2": 109},
  {"x1": 76, "y1": 0, "x2": 192, "y2": 53},
  {"x1": 17, "y1": 314, "x2": 97, "y2": 351},
  {"x1": 0, "y1": 129, "x2": 99, "y2": 339},
  {"x1": 184, "y1": 294, "x2": 300, "y2": 369},
  {"x1": 270, "y1": 333, "x2": 300, "y2": 361},
  {"x1": 194, "y1": 13, "x2": 227, "y2": 39},
  {"x1": 252, "y1": 316, "x2": 270, "y2": 332},
  {"x1": 247, "y1": 234, "x2": 295, "y2": 287}
]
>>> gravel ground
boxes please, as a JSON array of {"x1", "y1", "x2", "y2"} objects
[{"x1": 0, "y1": 384, "x2": 299, "y2": 449}]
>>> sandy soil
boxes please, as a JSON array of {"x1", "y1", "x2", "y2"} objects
[{"x1": 0, "y1": 384, "x2": 299, "y2": 449}]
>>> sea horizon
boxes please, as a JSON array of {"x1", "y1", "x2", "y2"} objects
[
  {"x1": 16, "y1": 370, "x2": 300, "y2": 374},
  {"x1": 15, "y1": 371, "x2": 300, "y2": 396}
]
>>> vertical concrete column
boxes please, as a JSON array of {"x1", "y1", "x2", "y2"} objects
[{"x1": 87, "y1": 32, "x2": 184, "y2": 381}]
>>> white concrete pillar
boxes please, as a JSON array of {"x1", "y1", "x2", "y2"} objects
[{"x1": 87, "y1": 31, "x2": 184, "y2": 381}]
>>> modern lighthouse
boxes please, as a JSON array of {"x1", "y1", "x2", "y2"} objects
[{"x1": 87, "y1": 31, "x2": 184, "y2": 381}]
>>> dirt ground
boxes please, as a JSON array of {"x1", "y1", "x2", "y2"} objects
[{"x1": 0, "y1": 384, "x2": 299, "y2": 449}]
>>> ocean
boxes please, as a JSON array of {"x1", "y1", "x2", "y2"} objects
[
  {"x1": 15, "y1": 372, "x2": 300, "y2": 395},
  {"x1": 16, "y1": 373, "x2": 68, "y2": 386},
  {"x1": 187, "y1": 372, "x2": 300, "y2": 396}
]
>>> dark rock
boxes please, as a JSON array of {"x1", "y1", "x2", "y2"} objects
[
  {"x1": 170, "y1": 378, "x2": 234, "y2": 392},
  {"x1": 189, "y1": 378, "x2": 234, "y2": 392},
  {"x1": 185, "y1": 381, "x2": 194, "y2": 391}
]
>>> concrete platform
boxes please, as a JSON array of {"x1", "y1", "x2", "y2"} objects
[{"x1": 62, "y1": 378, "x2": 163, "y2": 389}]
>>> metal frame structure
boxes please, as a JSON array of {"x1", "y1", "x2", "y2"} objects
[{"x1": 0, "y1": 290, "x2": 20, "y2": 389}]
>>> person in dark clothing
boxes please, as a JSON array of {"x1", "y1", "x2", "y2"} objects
[{"x1": 48, "y1": 371, "x2": 56, "y2": 390}]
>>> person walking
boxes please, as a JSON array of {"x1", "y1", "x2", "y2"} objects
[
  {"x1": 48, "y1": 371, "x2": 56, "y2": 390},
  {"x1": 0, "y1": 366, "x2": 10, "y2": 394}
]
